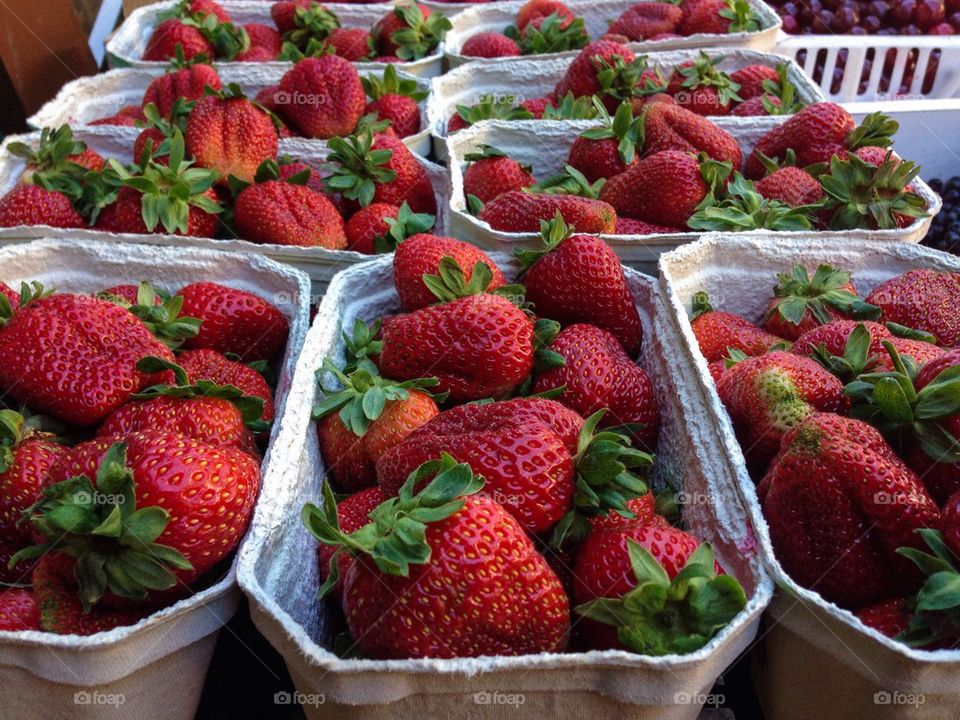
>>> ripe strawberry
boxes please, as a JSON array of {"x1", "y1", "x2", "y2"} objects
[
  {"x1": 763, "y1": 265, "x2": 877, "y2": 341},
  {"x1": 361, "y1": 65, "x2": 427, "y2": 139},
  {"x1": 872, "y1": 337, "x2": 945, "y2": 372},
  {"x1": 143, "y1": 19, "x2": 213, "y2": 62},
  {"x1": 177, "y1": 282, "x2": 288, "y2": 361},
  {"x1": 755, "y1": 166, "x2": 823, "y2": 207},
  {"x1": 568, "y1": 100, "x2": 642, "y2": 183},
  {"x1": 790, "y1": 320, "x2": 892, "y2": 381},
  {"x1": 614, "y1": 217, "x2": 683, "y2": 234},
  {"x1": 478, "y1": 190, "x2": 616, "y2": 234},
  {"x1": 393, "y1": 234, "x2": 505, "y2": 312},
  {"x1": 573, "y1": 524, "x2": 741, "y2": 653},
  {"x1": 463, "y1": 145, "x2": 535, "y2": 205},
  {"x1": 730, "y1": 94, "x2": 781, "y2": 116},
  {"x1": 315, "y1": 363, "x2": 439, "y2": 492},
  {"x1": 0, "y1": 282, "x2": 18, "y2": 310},
  {"x1": 8, "y1": 125, "x2": 104, "y2": 183},
  {"x1": 0, "y1": 185, "x2": 84, "y2": 229},
  {"x1": 90, "y1": 105, "x2": 145, "y2": 127},
  {"x1": 518, "y1": 218, "x2": 641, "y2": 354},
  {"x1": 820, "y1": 154, "x2": 927, "y2": 231},
  {"x1": 855, "y1": 145, "x2": 900, "y2": 167},
  {"x1": 532, "y1": 324, "x2": 660, "y2": 448},
  {"x1": 689, "y1": 292, "x2": 785, "y2": 363},
  {"x1": 316, "y1": 485, "x2": 385, "y2": 602},
  {"x1": 0, "y1": 588, "x2": 40, "y2": 631},
  {"x1": 666, "y1": 52, "x2": 743, "y2": 116},
  {"x1": 305, "y1": 457, "x2": 570, "y2": 658},
  {"x1": 680, "y1": 0, "x2": 760, "y2": 35},
  {"x1": 142, "y1": 63, "x2": 221, "y2": 118},
  {"x1": 729, "y1": 64, "x2": 780, "y2": 100},
  {"x1": 556, "y1": 40, "x2": 663, "y2": 111},
  {"x1": 599, "y1": 150, "x2": 727, "y2": 229},
  {"x1": 461, "y1": 32, "x2": 522, "y2": 57},
  {"x1": 236, "y1": 23, "x2": 281, "y2": 61},
  {"x1": 520, "y1": 95, "x2": 555, "y2": 117},
  {"x1": 181, "y1": 0, "x2": 230, "y2": 22},
  {"x1": 517, "y1": 0, "x2": 576, "y2": 30},
  {"x1": 641, "y1": 103, "x2": 742, "y2": 166},
  {"x1": 854, "y1": 598, "x2": 912, "y2": 638},
  {"x1": 344, "y1": 202, "x2": 434, "y2": 255},
  {"x1": 185, "y1": 89, "x2": 278, "y2": 184},
  {"x1": 759, "y1": 413, "x2": 940, "y2": 607},
  {"x1": 234, "y1": 177, "x2": 346, "y2": 249},
  {"x1": 97, "y1": 281, "x2": 202, "y2": 354},
  {"x1": 0, "y1": 291, "x2": 175, "y2": 426},
  {"x1": 609, "y1": 2, "x2": 683, "y2": 39},
  {"x1": 588, "y1": 493, "x2": 658, "y2": 532},
  {"x1": 0, "y1": 539, "x2": 37, "y2": 585},
  {"x1": 319, "y1": 27, "x2": 375, "y2": 61},
  {"x1": 177, "y1": 348, "x2": 275, "y2": 422},
  {"x1": 717, "y1": 351, "x2": 850, "y2": 471},
  {"x1": 96, "y1": 178, "x2": 219, "y2": 236},
  {"x1": 372, "y1": 3, "x2": 450, "y2": 60},
  {"x1": 866, "y1": 270, "x2": 960, "y2": 348},
  {"x1": 270, "y1": 0, "x2": 314, "y2": 33},
  {"x1": 277, "y1": 56, "x2": 365, "y2": 139}
]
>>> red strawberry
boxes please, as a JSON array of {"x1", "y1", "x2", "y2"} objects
[
  {"x1": 556, "y1": 40, "x2": 656, "y2": 110},
  {"x1": 609, "y1": 2, "x2": 683, "y2": 39},
  {"x1": 316, "y1": 485, "x2": 385, "y2": 602},
  {"x1": 759, "y1": 413, "x2": 940, "y2": 607},
  {"x1": 755, "y1": 166, "x2": 823, "y2": 207},
  {"x1": 183, "y1": 0, "x2": 230, "y2": 22},
  {"x1": 689, "y1": 292, "x2": 785, "y2": 363},
  {"x1": 854, "y1": 598, "x2": 913, "y2": 638},
  {"x1": 820, "y1": 153, "x2": 926, "y2": 231},
  {"x1": 8, "y1": 125, "x2": 104, "y2": 182},
  {"x1": 393, "y1": 234, "x2": 505, "y2": 312},
  {"x1": 270, "y1": 0, "x2": 314, "y2": 33},
  {"x1": 729, "y1": 64, "x2": 780, "y2": 100},
  {"x1": 866, "y1": 270, "x2": 960, "y2": 348},
  {"x1": 234, "y1": 179, "x2": 346, "y2": 249},
  {"x1": 177, "y1": 282, "x2": 288, "y2": 361},
  {"x1": 944, "y1": 490, "x2": 960, "y2": 560},
  {"x1": 520, "y1": 95, "x2": 555, "y2": 117},
  {"x1": 237, "y1": 23, "x2": 281, "y2": 61},
  {"x1": 96, "y1": 185, "x2": 220, "y2": 238},
  {"x1": 177, "y1": 348, "x2": 275, "y2": 422},
  {"x1": 90, "y1": 105, "x2": 145, "y2": 127},
  {"x1": 680, "y1": 0, "x2": 760, "y2": 35},
  {"x1": 306, "y1": 457, "x2": 569, "y2": 658},
  {"x1": 532, "y1": 324, "x2": 660, "y2": 448},
  {"x1": 614, "y1": 217, "x2": 683, "y2": 234},
  {"x1": 142, "y1": 63, "x2": 221, "y2": 118},
  {"x1": 345, "y1": 203, "x2": 398, "y2": 254},
  {"x1": 0, "y1": 185, "x2": 84, "y2": 229},
  {"x1": 277, "y1": 160, "x2": 325, "y2": 193},
  {"x1": 0, "y1": 282, "x2": 18, "y2": 310},
  {"x1": 717, "y1": 351, "x2": 850, "y2": 471},
  {"x1": 641, "y1": 103, "x2": 742, "y2": 166},
  {"x1": 478, "y1": 190, "x2": 616, "y2": 234},
  {"x1": 277, "y1": 56, "x2": 365, "y2": 139},
  {"x1": 0, "y1": 588, "x2": 40, "y2": 631},
  {"x1": 518, "y1": 219, "x2": 641, "y2": 354},
  {"x1": 730, "y1": 94, "x2": 781, "y2": 116},
  {"x1": 143, "y1": 20, "x2": 213, "y2": 62},
  {"x1": 318, "y1": 27, "x2": 374, "y2": 61},
  {"x1": 666, "y1": 52, "x2": 743, "y2": 116},
  {"x1": 461, "y1": 32, "x2": 522, "y2": 57},
  {"x1": 361, "y1": 65, "x2": 426, "y2": 139},
  {"x1": 372, "y1": 3, "x2": 450, "y2": 60},
  {"x1": 463, "y1": 145, "x2": 535, "y2": 204},
  {"x1": 855, "y1": 145, "x2": 900, "y2": 167},
  {"x1": 568, "y1": 100, "x2": 643, "y2": 183},
  {"x1": 588, "y1": 493, "x2": 658, "y2": 532},
  {"x1": 0, "y1": 292, "x2": 175, "y2": 426},
  {"x1": 0, "y1": 539, "x2": 37, "y2": 585},
  {"x1": 791, "y1": 320, "x2": 891, "y2": 360},
  {"x1": 185, "y1": 90, "x2": 278, "y2": 185},
  {"x1": 517, "y1": 0, "x2": 576, "y2": 30},
  {"x1": 872, "y1": 337, "x2": 945, "y2": 371}
]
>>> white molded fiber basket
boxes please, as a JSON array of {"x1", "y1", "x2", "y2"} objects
[
  {"x1": 28, "y1": 64, "x2": 433, "y2": 158},
  {"x1": 107, "y1": 0, "x2": 448, "y2": 77},
  {"x1": 0, "y1": 129, "x2": 451, "y2": 295},
  {"x1": 0, "y1": 237, "x2": 311, "y2": 720},
  {"x1": 658, "y1": 235, "x2": 960, "y2": 720},
  {"x1": 236, "y1": 252, "x2": 773, "y2": 720},
  {"x1": 443, "y1": 120, "x2": 940, "y2": 273},
  {"x1": 429, "y1": 47, "x2": 827, "y2": 141},
  {"x1": 445, "y1": 0, "x2": 782, "y2": 68}
]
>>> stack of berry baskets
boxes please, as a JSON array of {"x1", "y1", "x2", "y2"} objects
[
  {"x1": 107, "y1": 1, "x2": 453, "y2": 77},
  {"x1": 236, "y1": 226, "x2": 773, "y2": 718},
  {"x1": 0, "y1": 237, "x2": 310, "y2": 720},
  {"x1": 659, "y1": 234, "x2": 960, "y2": 719}
]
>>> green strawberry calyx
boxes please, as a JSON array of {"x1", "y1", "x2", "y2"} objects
[
  {"x1": 135, "y1": 101, "x2": 193, "y2": 164},
  {"x1": 576, "y1": 540, "x2": 747, "y2": 655},
  {"x1": 374, "y1": 202, "x2": 435, "y2": 253},
  {"x1": 760, "y1": 63, "x2": 805, "y2": 115},
  {"x1": 895, "y1": 528, "x2": 960, "y2": 648},
  {"x1": 0, "y1": 408, "x2": 62, "y2": 474},
  {"x1": 12, "y1": 442, "x2": 194, "y2": 611},
  {"x1": 674, "y1": 52, "x2": 743, "y2": 107},
  {"x1": 341, "y1": 317, "x2": 383, "y2": 372},
  {"x1": 362, "y1": 64, "x2": 428, "y2": 103},
  {"x1": 385, "y1": 4, "x2": 452, "y2": 61},
  {"x1": 689, "y1": 290, "x2": 715, "y2": 320},
  {"x1": 324, "y1": 130, "x2": 398, "y2": 208},
  {"x1": 134, "y1": 356, "x2": 269, "y2": 431},
  {"x1": 809, "y1": 322, "x2": 876, "y2": 383},
  {"x1": 821, "y1": 153, "x2": 928, "y2": 231},
  {"x1": 282, "y1": 3, "x2": 341, "y2": 52},
  {"x1": 8, "y1": 125, "x2": 91, "y2": 182},
  {"x1": 452, "y1": 95, "x2": 534, "y2": 129},
  {"x1": 97, "y1": 281, "x2": 201, "y2": 349},
  {"x1": 303, "y1": 453, "x2": 483, "y2": 596},
  {"x1": 580, "y1": 99, "x2": 645, "y2": 166},
  {"x1": 595, "y1": 54, "x2": 666, "y2": 103},
  {"x1": 688, "y1": 172, "x2": 819, "y2": 232},
  {"x1": 514, "y1": 212, "x2": 573, "y2": 270},
  {"x1": 0, "y1": 281, "x2": 49, "y2": 324},
  {"x1": 529, "y1": 164, "x2": 605, "y2": 199},
  {"x1": 542, "y1": 91, "x2": 600, "y2": 120},
  {"x1": 845, "y1": 111, "x2": 898, "y2": 150},
  {"x1": 182, "y1": 13, "x2": 250, "y2": 60},
  {"x1": 422, "y1": 257, "x2": 524, "y2": 306},
  {"x1": 720, "y1": 0, "x2": 760, "y2": 33},
  {"x1": 313, "y1": 357, "x2": 445, "y2": 436},
  {"x1": 504, "y1": 12, "x2": 588, "y2": 55},
  {"x1": 551, "y1": 410, "x2": 653, "y2": 548},
  {"x1": 766, "y1": 264, "x2": 881, "y2": 329}
]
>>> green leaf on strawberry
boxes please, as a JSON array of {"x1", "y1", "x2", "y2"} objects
[
  {"x1": 530, "y1": 164, "x2": 605, "y2": 199},
  {"x1": 374, "y1": 202, "x2": 435, "y2": 253},
  {"x1": 504, "y1": 12, "x2": 588, "y2": 55},
  {"x1": 387, "y1": 4, "x2": 451, "y2": 61},
  {"x1": 896, "y1": 529, "x2": 960, "y2": 647},
  {"x1": 98, "y1": 281, "x2": 201, "y2": 349},
  {"x1": 282, "y1": 3, "x2": 341, "y2": 52},
  {"x1": 362, "y1": 64, "x2": 428, "y2": 103},
  {"x1": 688, "y1": 172, "x2": 818, "y2": 231},
  {"x1": 324, "y1": 129, "x2": 398, "y2": 208},
  {"x1": 719, "y1": 0, "x2": 760, "y2": 32}
]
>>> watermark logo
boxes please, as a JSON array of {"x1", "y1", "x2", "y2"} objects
[
  {"x1": 874, "y1": 491, "x2": 912, "y2": 506},
  {"x1": 273, "y1": 91, "x2": 328, "y2": 107},
  {"x1": 274, "y1": 690, "x2": 326, "y2": 707},
  {"x1": 75, "y1": 490, "x2": 126, "y2": 506},
  {"x1": 673, "y1": 691, "x2": 725, "y2": 707},
  {"x1": 473, "y1": 691, "x2": 525, "y2": 707},
  {"x1": 74, "y1": 691, "x2": 125, "y2": 707},
  {"x1": 874, "y1": 690, "x2": 925, "y2": 707}
]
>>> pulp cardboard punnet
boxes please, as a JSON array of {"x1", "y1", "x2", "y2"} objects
[
  {"x1": 0, "y1": 129, "x2": 450, "y2": 296},
  {"x1": 429, "y1": 48, "x2": 827, "y2": 142},
  {"x1": 657, "y1": 234, "x2": 960, "y2": 720},
  {"x1": 444, "y1": 120, "x2": 941, "y2": 274},
  {"x1": 0, "y1": 238, "x2": 311, "y2": 720},
  {"x1": 445, "y1": 0, "x2": 782, "y2": 68},
  {"x1": 28, "y1": 65, "x2": 433, "y2": 157},
  {"x1": 236, "y1": 252, "x2": 774, "y2": 720},
  {"x1": 107, "y1": 0, "x2": 448, "y2": 77}
]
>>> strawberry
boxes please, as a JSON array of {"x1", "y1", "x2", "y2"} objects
[
  {"x1": 393, "y1": 235, "x2": 505, "y2": 312},
  {"x1": 277, "y1": 57, "x2": 365, "y2": 139},
  {"x1": 176, "y1": 282, "x2": 288, "y2": 361},
  {"x1": 270, "y1": 0, "x2": 315, "y2": 34},
  {"x1": 666, "y1": 52, "x2": 743, "y2": 116},
  {"x1": 588, "y1": 493, "x2": 658, "y2": 532},
  {"x1": 573, "y1": 524, "x2": 742, "y2": 653},
  {"x1": 506, "y1": 9, "x2": 588, "y2": 56},
  {"x1": 234, "y1": 167, "x2": 346, "y2": 249},
  {"x1": 318, "y1": 27, "x2": 375, "y2": 61},
  {"x1": 763, "y1": 265, "x2": 879, "y2": 341},
  {"x1": 791, "y1": 320, "x2": 892, "y2": 382},
  {"x1": 460, "y1": 32, "x2": 522, "y2": 57},
  {"x1": 179, "y1": 0, "x2": 230, "y2": 22},
  {"x1": 344, "y1": 201, "x2": 433, "y2": 255},
  {"x1": 361, "y1": 65, "x2": 427, "y2": 139},
  {"x1": 478, "y1": 190, "x2": 616, "y2": 234},
  {"x1": 866, "y1": 270, "x2": 960, "y2": 348},
  {"x1": 557, "y1": 41, "x2": 664, "y2": 111},
  {"x1": 599, "y1": 150, "x2": 729, "y2": 229},
  {"x1": 614, "y1": 217, "x2": 683, "y2": 234},
  {"x1": 609, "y1": 2, "x2": 683, "y2": 39},
  {"x1": 90, "y1": 105, "x2": 145, "y2": 127},
  {"x1": 96, "y1": 280, "x2": 201, "y2": 351},
  {"x1": 463, "y1": 145, "x2": 535, "y2": 205},
  {"x1": 689, "y1": 292, "x2": 786, "y2": 363},
  {"x1": 717, "y1": 351, "x2": 850, "y2": 471},
  {"x1": 872, "y1": 337, "x2": 945, "y2": 372},
  {"x1": 688, "y1": 173, "x2": 820, "y2": 232},
  {"x1": 372, "y1": 4, "x2": 451, "y2": 60},
  {"x1": 0, "y1": 588, "x2": 40, "y2": 631},
  {"x1": 532, "y1": 324, "x2": 660, "y2": 449},
  {"x1": 820, "y1": 153, "x2": 927, "y2": 231},
  {"x1": 517, "y1": 217, "x2": 641, "y2": 354},
  {"x1": 185, "y1": 88, "x2": 278, "y2": 185},
  {"x1": 730, "y1": 94, "x2": 780, "y2": 116},
  {"x1": 237, "y1": 23, "x2": 281, "y2": 61},
  {"x1": 755, "y1": 166, "x2": 823, "y2": 207},
  {"x1": 8, "y1": 125, "x2": 104, "y2": 184},
  {"x1": 0, "y1": 539, "x2": 37, "y2": 585},
  {"x1": 0, "y1": 282, "x2": 18, "y2": 311},
  {"x1": 641, "y1": 103, "x2": 742, "y2": 166},
  {"x1": 316, "y1": 485, "x2": 385, "y2": 603},
  {"x1": 315, "y1": 361, "x2": 440, "y2": 492},
  {"x1": 568, "y1": 100, "x2": 642, "y2": 183},
  {"x1": 304, "y1": 456, "x2": 570, "y2": 658},
  {"x1": 0, "y1": 290, "x2": 175, "y2": 426},
  {"x1": 446, "y1": 95, "x2": 534, "y2": 134},
  {"x1": 759, "y1": 413, "x2": 940, "y2": 607},
  {"x1": 516, "y1": 0, "x2": 576, "y2": 30},
  {"x1": 0, "y1": 185, "x2": 84, "y2": 229},
  {"x1": 143, "y1": 20, "x2": 214, "y2": 62},
  {"x1": 729, "y1": 64, "x2": 780, "y2": 100},
  {"x1": 142, "y1": 62, "x2": 221, "y2": 118},
  {"x1": 854, "y1": 598, "x2": 913, "y2": 638},
  {"x1": 325, "y1": 129, "x2": 436, "y2": 214},
  {"x1": 855, "y1": 145, "x2": 900, "y2": 166},
  {"x1": 177, "y1": 348, "x2": 275, "y2": 422},
  {"x1": 679, "y1": 0, "x2": 760, "y2": 35}
]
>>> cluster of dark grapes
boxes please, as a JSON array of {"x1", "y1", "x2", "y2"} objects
[
  {"x1": 922, "y1": 177, "x2": 960, "y2": 255},
  {"x1": 767, "y1": 0, "x2": 960, "y2": 34}
]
